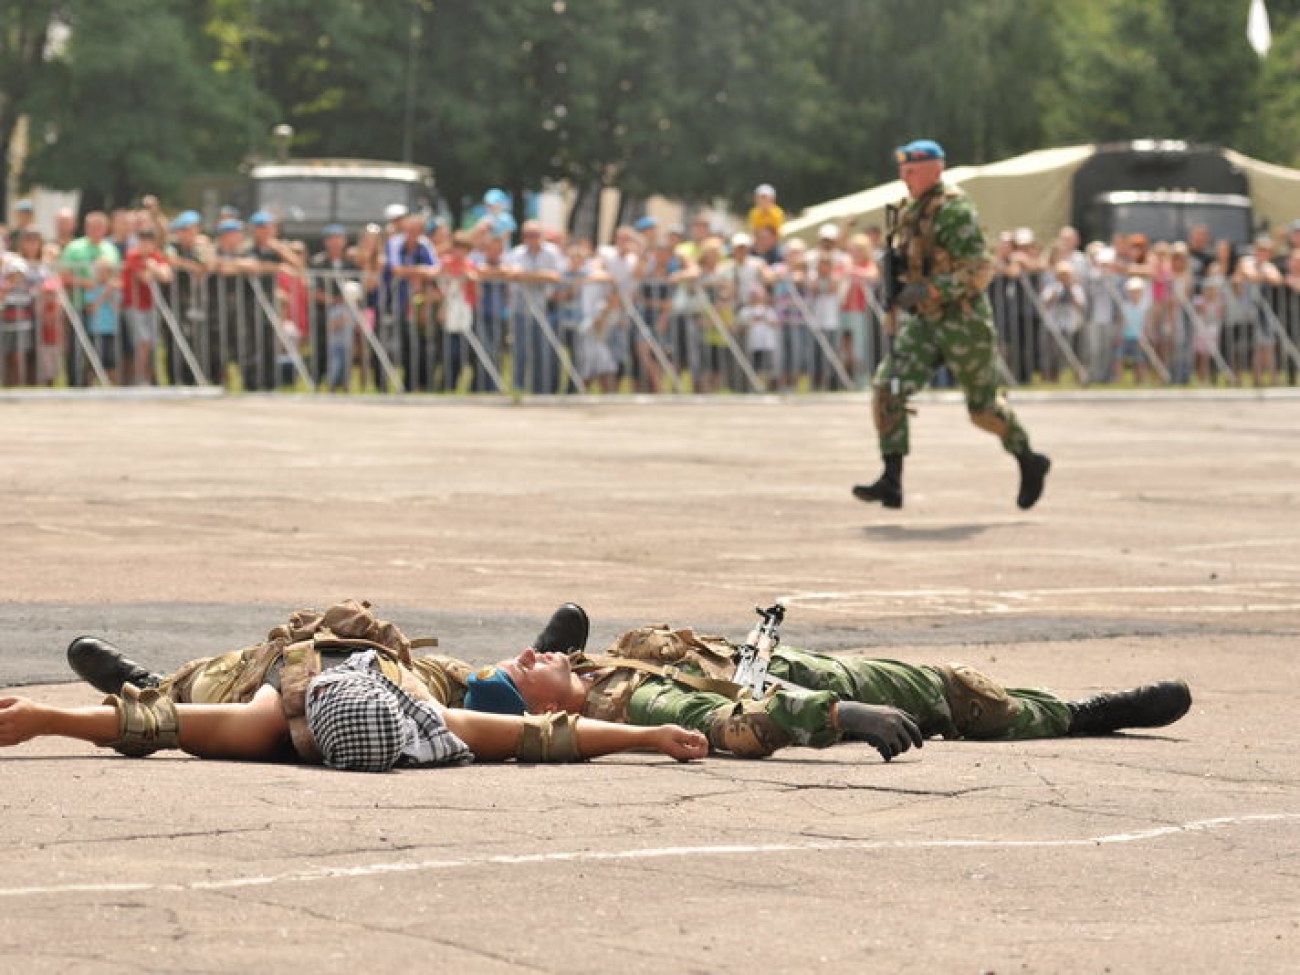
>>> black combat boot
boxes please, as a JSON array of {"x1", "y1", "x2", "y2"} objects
[
  {"x1": 852, "y1": 453, "x2": 904, "y2": 509},
  {"x1": 1066, "y1": 680, "x2": 1192, "y2": 735},
  {"x1": 67, "y1": 636, "x2": 163, "y2": 696},
  {"x1": 532, "y1": 603, "x2": 589, "y2": 655},
  {"x1": 1015, "y1": 450, "x2": 1051, "y2": 509}
]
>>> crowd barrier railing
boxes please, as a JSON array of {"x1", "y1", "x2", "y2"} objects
[{"x1": 5, "y1": 262, "x2": 1300, "y2": 393}]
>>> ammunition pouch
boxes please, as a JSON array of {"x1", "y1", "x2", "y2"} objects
[
  {"x1": 933, "y1": 663, "x2": 1019, "y2": 738},
  {"x1": 517, "y1": 712, "x2": 582, "y2": 762},
  {"x1": 103, "y1": 685, "x2": 181, "y2": 757}
]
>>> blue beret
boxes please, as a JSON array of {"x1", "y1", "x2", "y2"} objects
[
  {"x1": 463, "y1": 667, "x2": 526, "y2": 715},
  {"x1": 633, "y1": 216, "x2": 657, "y2": 231},
  {"x1": 322, "y1": 223, "x2": 347, "y2": 238},
  {"x1": 484, "y1": 188, "x2": 510, "y2": 208},
  {"x1": 895, "y1": 139, "x2": 946, "y2": 164},
  {"x1": 249, "y1": 210, "x2": 273, "y2": 227},
  {"x1": 170, "y1": 210, "x2": 202, "y2": 231},
  {"x1": 15, "y1": 200, "x2": 34, "y2": 212},
  {"x1": 217, "y1": 219, "x2": 244, "y2": 234}
]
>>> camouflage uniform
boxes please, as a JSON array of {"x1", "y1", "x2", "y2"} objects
[
  {"x1": 874, "y1": 182, "x2": 1031, "y2": 457},
  {"x1": 574, "y1": 626, "x2": 1071, "y2": 758}
]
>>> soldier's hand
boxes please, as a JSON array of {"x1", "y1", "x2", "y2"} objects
[
  {"x1": 894, "y1": 282, "x2": 931, "y2": 311},
  {"x1": 653, "y1": 724, "x2": 710, "y2": 762},
  {"x1": 834, "y1": 702, "x2": 923, "y2": 762}
]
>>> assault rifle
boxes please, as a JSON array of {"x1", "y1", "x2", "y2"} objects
[{"x1": 731, "y1": 602, "x2": 789, "y2": 697}]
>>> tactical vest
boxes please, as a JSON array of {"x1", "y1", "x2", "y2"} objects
[
  {"x1": 166, "y1": 599, "x2": 441, "y2": 763},
  {"x1": 897, "y1": 183, "x2": 994, "y2": 315},
  {"x1": 577, "y1": 625, "x2": 749, "y2": 722}
]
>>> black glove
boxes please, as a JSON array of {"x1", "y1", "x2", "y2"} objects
[
  {"x1": 835, "y1": 702, "x2": 924, "y2": 762},
  {"x1": 894, "y1": 282, "x2": 930, "y2": 311}
]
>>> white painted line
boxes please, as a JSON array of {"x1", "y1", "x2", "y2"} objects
[{"x1": 0, "y1": 813, "x2": 1295, "y2": 900}]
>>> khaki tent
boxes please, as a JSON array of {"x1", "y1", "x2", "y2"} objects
[{"x1": 785, "y1": 144, "x2": 1300, "y2": 246}]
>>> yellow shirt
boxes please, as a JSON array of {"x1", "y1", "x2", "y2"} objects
[{"x1": 748, "y1": 204, "x2": 785, "y2": 235}]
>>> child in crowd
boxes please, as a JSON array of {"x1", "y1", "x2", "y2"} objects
[
  {"x1": 326, "y1": 281, "x2": 363, "y2": 393},
  {"x1": 1, "y1": 259, "x2": 35, "y2": 387},
  {"x1": 85, "y1": 258, "x2": 122, "y2": 385},
  {"x1": 738, "y1": 285, "x2": 780, "y2": 390},
  {"x1": 1194, "y1": 277, "x2": 1224, "y2": 384},
  {"x1": 1116, "y1": 276, "x2": 1150, "y2": 384},
  {"x1": 808, "y1": 251, "x2": 844, "y2": 390}
]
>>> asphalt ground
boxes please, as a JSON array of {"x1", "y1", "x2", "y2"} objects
[{"x1": 1, "y1": 390, "x2": 1298, "y2": 973}]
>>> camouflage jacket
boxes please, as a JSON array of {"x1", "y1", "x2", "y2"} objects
[{"x1": 897, "y1": 182, "x2": 994, "y2": 315}]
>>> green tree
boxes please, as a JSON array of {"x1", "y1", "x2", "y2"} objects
[
  {"x1": 24, "y1": 0, "x2": 260, "y2": 211},
  {"x1": 0, "y1": 2, "x2": 61, "y2": 213}
]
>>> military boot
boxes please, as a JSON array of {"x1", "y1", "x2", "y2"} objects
[
  {"x1": 1015, "y1": 450, "x2": 1051, "y2": 509},
  {"x1": 532, "y1": 603, "x2": 589, "y2": 655},
  {"x1": 1066, "y1": 680, "x2": 1191, "y2": 736},
  {"x1": 67, "y1": 636, "x2": 163, "y2": 696},
  {"x1": 852, "y1": 453, "x2": 904, "y2": 509}
]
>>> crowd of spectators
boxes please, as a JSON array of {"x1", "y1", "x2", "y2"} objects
[{"x1": 2, "y1": 183, "x2": 1298, "y2": 393}]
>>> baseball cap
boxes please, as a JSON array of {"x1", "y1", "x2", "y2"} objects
[
  {"x1": 463, "y1": 667, "x2": 526, "y2": 715},
  {"x1": 895, "y1": 139, "x2": 945, "y2": 164},
  {"x1": 170, "y1": 210, "x2": 202, "y2": 231},
  {"x1": 384, "y1": 203, "x2": 409, "y2": 222},
  {"x1": 754, "y1": 183, "x2": 776, "y2": 198},
  {"x1": 484, "y1": 188, "x2": 510, "y2": 208},
  {"x1": 819, "y1": 223, "x2": 840, "y2": 241},
  {"x1": 1013, "y1": 227, "x2": 1036, "y2": 246},
  {"x1": 731, "y1": 232, "x2": 753, "y2": 248}
]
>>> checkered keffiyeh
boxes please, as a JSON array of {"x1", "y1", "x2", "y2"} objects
[{"x1": 305, "y1": 651, "x2": 473, "y2": 772}]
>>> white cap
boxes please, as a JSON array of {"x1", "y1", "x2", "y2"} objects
[
  {"x1": 1095, "y1": 247, "x2": 1117, "y2": 265},
  {"x1": 384, "y1": 203, "x2": 409, "y2": 222},
  {"x1": 731, "y1": 232, "x2": 753, "y2": 248},
  {"x1": 754, "y1": 183, "x2": 776, "y2": 198},
  {"x1": 1013, "y1": 226, "x2": 1036, "y2": 246},
  {"x1": 819, "y1": 223, "x2": 840, "y2": 240},
  {"x1": 1124, "y1": 276, "x2": 1146, "y2": 292},
  {"x1": 4, "y1": 257, "x2": 28, "y2": 276}
]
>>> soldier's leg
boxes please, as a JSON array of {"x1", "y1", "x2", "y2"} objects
[
  {"x1": 941, "y1": 306, "x2": 1050, "y2": 509},
  {"x1": 869, "y1": 317, "x2": 941, "y2": 458},
  {"x1": 854, "y1": 318, "x2": 939, "y2": 507},
  {"x1": 770, "y1": 648, "x2": 1072, "y2": 740}
]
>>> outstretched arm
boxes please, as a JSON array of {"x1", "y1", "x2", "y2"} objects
[
  {"x1": 0, "y1": 685, "x2": 289, "y2": 761},
  {"x1": 441, "y1": 708, "x2": 707, "y2": 763}
]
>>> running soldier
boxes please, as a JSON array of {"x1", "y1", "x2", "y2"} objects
[{"x1": 854, "y1": 139, "x2": 1051, "y2": 510}]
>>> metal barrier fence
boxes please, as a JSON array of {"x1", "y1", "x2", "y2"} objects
[{"x1": 3, "y1": 263, "x2": 1299, "y2": 393}]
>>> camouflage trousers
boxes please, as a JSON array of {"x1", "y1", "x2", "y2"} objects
[
  {"x1": 873, "y1": 299, "x2": 1030, "y2": 457},
  {"x1": 628, "y1": 646, "x2": 1072, "y2": 754}
]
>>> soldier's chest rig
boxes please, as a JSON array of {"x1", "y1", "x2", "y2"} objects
[{"x1": 897, "y1": 184, "x2": 961, "y2": 285}]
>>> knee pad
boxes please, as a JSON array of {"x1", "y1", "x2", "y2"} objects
[
  {"x1": 706, "y1": 701, "x2": 791, "y2": 758},
  {"x1": 934, "y1": 663, "x2": 1019, "y2": 738},
  {"x1": 517, "y1": 712, "x2": 582, "y2": 762},
  {"x1": 103, "y1": 685, "x2": 181, "y2": 757}
]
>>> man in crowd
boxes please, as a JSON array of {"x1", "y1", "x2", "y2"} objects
[
  {"x1": 60, "y1": 212, "x2": 121, "y2": 386},
  {"x1": 246, "y1": 211, "x2": 304, "y2": 390},
  {"x1": 507, "y1": 219, "x2": 566, "y2": 393},
  {"x1": 854, "y1": 139, "x2": 1051, "y2": 511},
  {"x1": 119, "y1": 226, "x2": 173, "y2": 385},
  {"x1": 309, "y1": 224, "x2": 360, "y2": 385},
  {"x1": 383, "y1": 213, "x2": 439, "y2": 391}
]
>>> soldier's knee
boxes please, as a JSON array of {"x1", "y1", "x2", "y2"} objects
[
  {"x1": 932, "y1": 663, "x2": 1020, "y2": 738},
  {"x1": 968, "y1": 409, "x2": 1009, "y2": 438}
]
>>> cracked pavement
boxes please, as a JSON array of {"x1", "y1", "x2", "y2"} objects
[{"x1": 2, "y1": 394, "x2": 1299, "y2": 973}]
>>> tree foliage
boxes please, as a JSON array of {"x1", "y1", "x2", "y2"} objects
[{"x1": 14, "y1": 0, "x2": 1300, "y2": 216}]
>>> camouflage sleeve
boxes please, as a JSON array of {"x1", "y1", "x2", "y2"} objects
[
  {"x1": 931, "y1": 196, "x2": 994, "y2": 304},
  {"x1": 625, "y1": 678, "x2": 841, "y2": 757}
]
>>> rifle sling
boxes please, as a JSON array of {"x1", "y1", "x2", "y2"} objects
[{"x1": 582, "y1": 655, "x2": 747, "y2": 700}]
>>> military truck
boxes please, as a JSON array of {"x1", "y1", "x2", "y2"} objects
[
  {"x1": 247, "y1": 158, "x2": 436, "y2": 243},
  {"x1": 1073, "y1": 140, "x2": 1254, "y2": 245}
]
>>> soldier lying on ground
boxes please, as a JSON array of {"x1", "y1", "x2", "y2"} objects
[
  {"x1": 62, "y1": 600, "x2": 1190, "y2": 763},
  {"x1": 3, "y1": 602, "x2": 707, "y2": 770}
]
